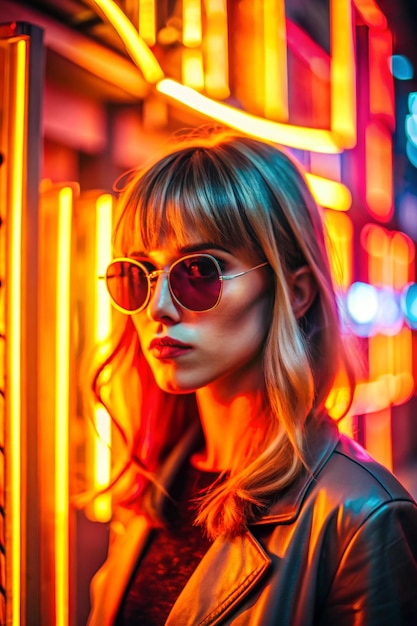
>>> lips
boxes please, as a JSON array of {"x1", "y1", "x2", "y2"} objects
[{"x1": 148, "y1": 337, "x2": 192, "y2": 359}]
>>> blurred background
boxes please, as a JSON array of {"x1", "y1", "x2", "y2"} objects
[{"x1": 1, "y1": 0, "x2": 417, "y2": 624}]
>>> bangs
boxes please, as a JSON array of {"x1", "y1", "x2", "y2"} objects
[{"x1": 113, "y1": 145, "x2": 261, "y2": 255}]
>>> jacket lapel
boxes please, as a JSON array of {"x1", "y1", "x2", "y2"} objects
[
  {"x1": 166, "y1": 531, "x2": 271, "y2": 626},
  {"x1": 87, "y1": 514, "x2": 152, "y2": 626}
]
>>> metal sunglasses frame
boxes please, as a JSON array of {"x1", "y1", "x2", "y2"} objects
[{"x1": 103, "y1": 252, "x2": 269, "y2": 314}]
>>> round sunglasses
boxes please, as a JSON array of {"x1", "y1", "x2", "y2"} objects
[{"x1": 104, "y1": 253, "x2": 269, "y2": 314}]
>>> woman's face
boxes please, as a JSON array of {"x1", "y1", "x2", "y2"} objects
[{"x1": 129, "y1": 235, "x2": 273, "y2": 398}]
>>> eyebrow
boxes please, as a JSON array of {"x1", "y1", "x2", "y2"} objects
[
  {"x1": 128, "y1": 243, "x2": 231, "y2": 257},
  {"x1": 180, "y1": 243, "x2": 231, "y2": 254}
]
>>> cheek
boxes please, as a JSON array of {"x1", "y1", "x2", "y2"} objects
[{"x1": 210, "y1": 287, "x2": 272, "y2": 352}]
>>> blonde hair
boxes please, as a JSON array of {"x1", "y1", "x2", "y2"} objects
[{"x1": 91, "y1": 129, "x2": 355, "y2": 538}]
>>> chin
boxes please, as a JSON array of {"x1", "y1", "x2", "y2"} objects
[{"x1": 155, "y1": 376, "x2": 199, "y2": 395}]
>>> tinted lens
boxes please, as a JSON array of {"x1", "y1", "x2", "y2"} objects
[
  {"x1": 170, "y1": 255, "x2": 221, "y2": 311},
  {"x1": 106, "y1": 260, "x2": 149, "y2": 312}
]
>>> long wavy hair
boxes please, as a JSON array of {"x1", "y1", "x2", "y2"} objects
[{"x1": 89, "y1": 129, "x2": 356, "y2": 538}]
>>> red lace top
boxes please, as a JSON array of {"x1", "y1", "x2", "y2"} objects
[{"x1": 114, "y1": 465, "x2": 218, "y2": 625}]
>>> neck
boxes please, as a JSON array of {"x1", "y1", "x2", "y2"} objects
[{"x1": 193, "y1": 380, "x2": 269, "y2": 473}]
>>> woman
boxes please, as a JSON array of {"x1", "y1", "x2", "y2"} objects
[{"x1": 87, "y1": 130, "x2": 417, "y2": 625}]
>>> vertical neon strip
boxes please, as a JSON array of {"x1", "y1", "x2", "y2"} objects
[
  {"x1": 93, "y1": 195, "x2": 113, "y2": 522},
  {"x1": 182, "y1": 0, "x2": 204, "y2": 89},
  {"x1": 353, "y1": 0, "x2": 387, "y2": 28},
  {"x1": 55, "y1": 187, "x2": 72, "y2": 626},
  {"x1": 365, "y1": 407, "x2": 392, "y2": 470},
  {"x1": 368, "y1": 29, "x2": 394, "y2": 122},
  {"x1": 8, "y1": 38, "x2": 27, "y2": 626},
  {"x1": 264, "y1": 0, "x2": 288, "y2": 120},
  {"x1": 323, "y1": 211, "x2": 353, "y2": 289},
  {"x1": 183, "y1": 0, "x2": 202, "y2": 46},
  {"x1": 330, "y1": 0, "x2": 356, "y2": 146},
  {"x1": 365, "y1": 123, "x2": 393, "y2": 221},
  {"x1": 139, "y1": 0, "x2": 156, "y2": 46},
  {"x1": 205, "y1": 0, "x2": 230, "y2": 99}
]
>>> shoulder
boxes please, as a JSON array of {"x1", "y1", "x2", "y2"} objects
[
  {"x1": 322, "y1": 433, "x2": 415, "y2": 507},
  {"x1": 305, "y1": 431, "x2": 417, "y2": 534},
  {"x1": 262, "y1": 418, "x2": 417, "y2": 528},
  {"x1": 258, "y1": 424, "x2": 417, "y2": 577}
]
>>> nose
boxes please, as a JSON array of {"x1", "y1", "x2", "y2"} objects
[{"x1": 146, "y1": 271, "x2": 181, "y2": 322}]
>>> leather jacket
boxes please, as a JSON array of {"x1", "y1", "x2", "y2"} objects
[{"x1": 88, "y1": 417, "x2": 417, "y2": 625}]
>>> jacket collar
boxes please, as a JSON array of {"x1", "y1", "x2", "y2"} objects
[{"x1": 166, "y1": 530, "x2": 271, "y2": 626}]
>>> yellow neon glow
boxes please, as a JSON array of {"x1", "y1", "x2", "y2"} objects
[
  {"x1": 139, "y1": 0, "x2": 156, "y2": 46},
  {"x1": 8, "y1": 37, "x2": 27, "y2": 626},
  {"x1": 157, "y1": 78, "x2": 344, "y2": 153},
  {"x1": 95, "y1": 195, "x2": 113, "y2": 342},
  {"x1": 204, "y1": 0, "x2": 229, "y2": 99},
  {"x1": 182, "y1": 48, "x2": 205, "y2": 91},
  {"x1": 183, "y1": 0, "x2": 202, "y2": 47},
  {"x1": 330, "y1": 0, "x2": 356, "y2": 147},
  {"x1": 263, "y1": 0, "x2": 288, "y2": 120},
  {"x1": 323, "y1": 211, "x2": 353, "y2": 289},
  {"x1": 306, "y1": 173, "x2": 352, "y2": 211},
  {"x1": 93, "y1": 194, "x2": 113, "y2": 522},
  {"x1": 88, "y1": 0, "x2": 354, "y2": 153},
  {"x1": 93, "y1": 406, "x2": 112, "y2": 521},
  {"x1": 182, "y1": 1, "x2": 204, "y2": 89},
  {"x1": 55, "y1": 186, "x2": 72, "y2": 626},
  {"x1": 88, "y1": 0, "x2": 164, "y2": 83}
]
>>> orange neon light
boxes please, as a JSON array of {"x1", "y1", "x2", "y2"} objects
[
  {"x1": 330, "y1": 0, "x2": 356, "y2": 146},
  {"x1": 323, "y1": 211, "x2": 353, "y2": 289},
  {"x1": 204, "y1": 0, "x2": 229, "y2": 99},
  {"x1": 139, "y1": 0, "x2": 156, "y2": 46},
  {"x1": 365, "y1": 408, "x2": 392, "y2": 470},
  {"x1": 7, "y1": 37, "x2": 27, "y2": 626},
  {"x1": 93, "y1": 194, "x2": 113, "y2": 522},
  {"x1": 183, "y1": 0, "x2": 202, "y2": 46},
  {"x1": 157, "y1": 78, "x2": 343, "y2": 152},
  {"x1": 88, "y1": 0, "x2": 164, "y2": 83},
  {"x1": 182, "y1": 48, "x2": 205, "y2": 91},
  {"x1": 353, "y1": 0, "x2": 387, "y2": 29},
  {"x1": 182, "y1": 0, "x2": 204, "y2": 89},
  {"x1": 55, "y1": 186, "x2": 72, "y2": 626},
  {"x1": 365, "y1": 122, "x2": 393, "y2": 221},
  {"x1": 391, "y1": 232, "x2": 415, "y2": 290},
  {"x1": 86, "y1": 0, "x2": 358, "y2": 153},
  {"x1": 368, "y1": 28, "x2": 394, "y2": 122},
  {"x1": 306, "y1": 173, "x2": 352, "y2": 212},
  {"x1": 263, "y1": 0, "x2": 288, "y2": 120}
]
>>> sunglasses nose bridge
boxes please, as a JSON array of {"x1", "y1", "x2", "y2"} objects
[
  {"x1": 147, "y1": 268, "x2": 167, "y2": 284},
  {"x1": 147, "y1": 267, "x2": 174, "y2": 303}
]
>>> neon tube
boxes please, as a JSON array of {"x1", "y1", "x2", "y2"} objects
[
  {"x1": 88, "y1": 0, "x2": 164, "y2": 83},
  {"x1": 330, "y1": 0, "x2": 356, "y2": 147},
  {"x1": 85, "y1": 0, "x2": 346, "y2": 153},
  {"x1": 8, "y1": 37, "x2": 28, "y2": 626},
  {"x1": 157, "y1": 78, "x2": 343, "y2": 153},
  {"x1": 93, "y1": 194, "x2": 113, "y2": 522},
  {"x1": 55, "y1": 187, "x2": 72, "y2": 626},
  {"x1": 306, "y1": 173, "x2": 352, "y2": 211}
]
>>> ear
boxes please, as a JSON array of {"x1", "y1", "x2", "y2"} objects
[{"x1": 289, "y1": 266, "x2": 317, "y2": 319}]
